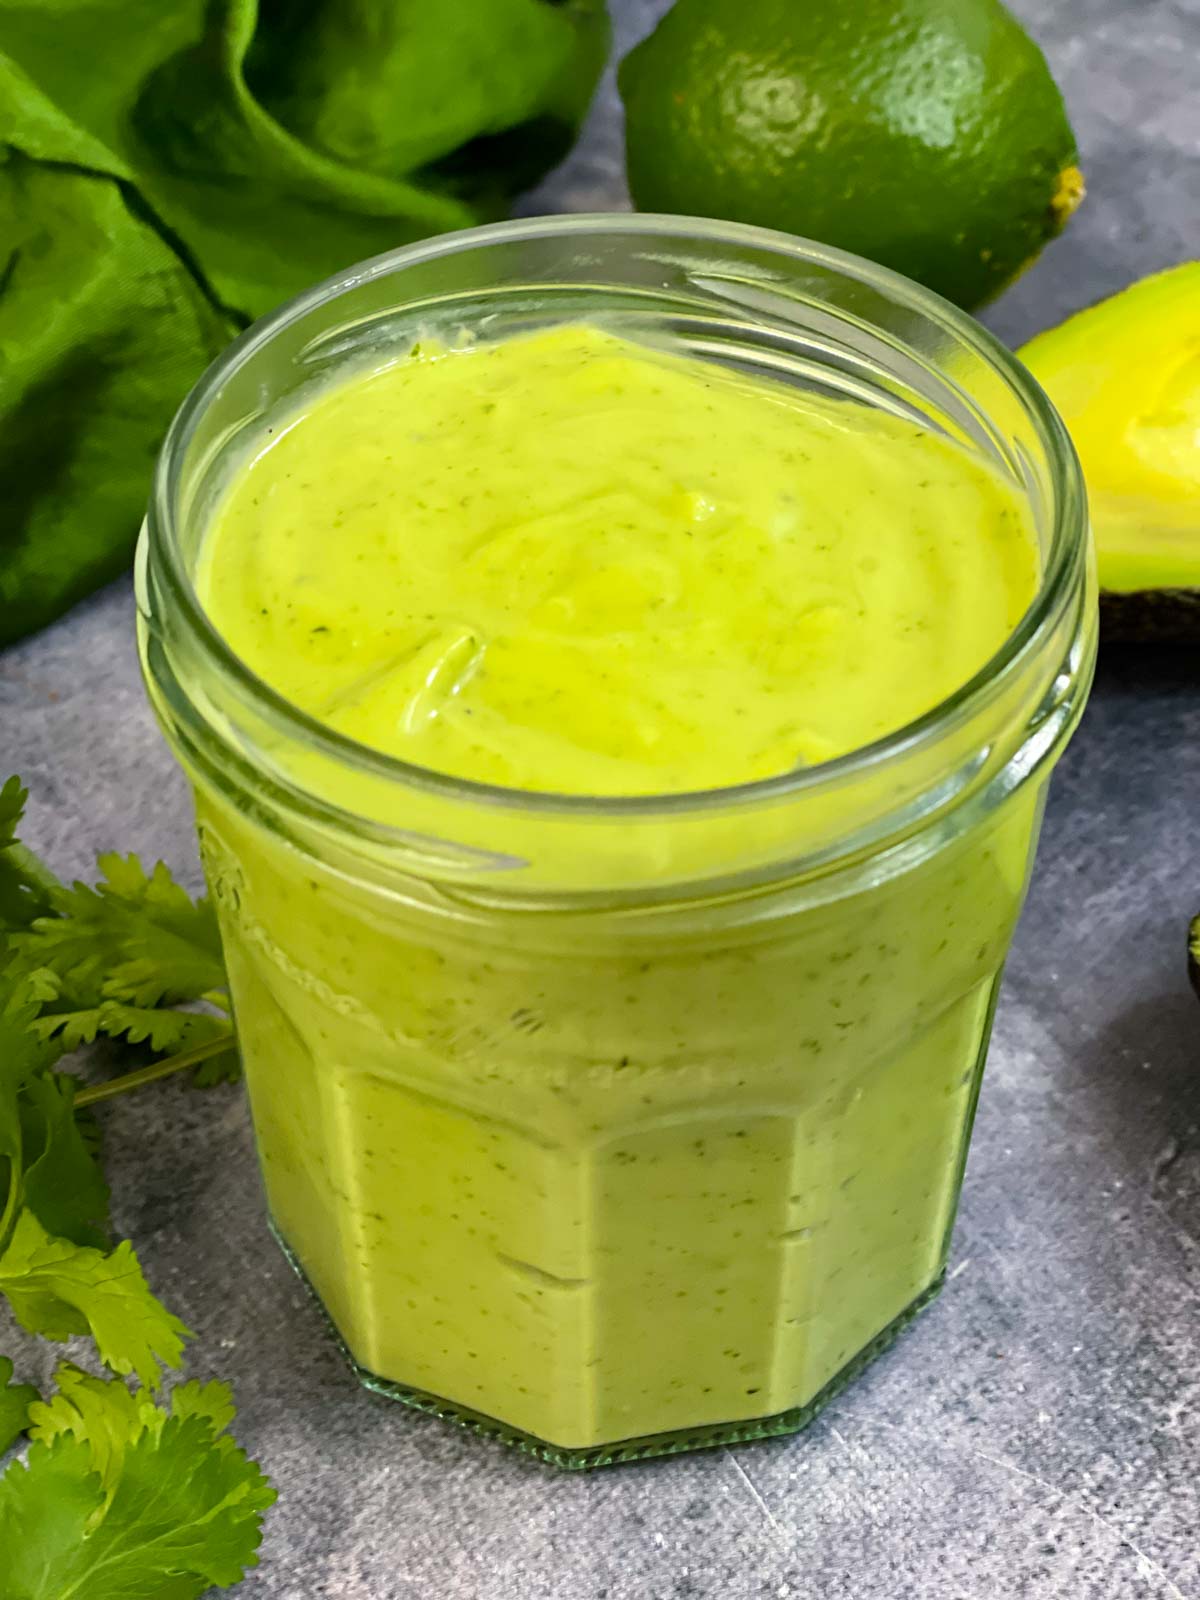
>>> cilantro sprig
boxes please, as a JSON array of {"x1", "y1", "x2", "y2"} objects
[
  {"x1": 1, "y1": 776, "x2": 238, "y2": 1097},
  {"x1": 0, "y1": 1367, "x2": 275, "y2": 1600},
  {"x1": 0, "y1": 777, "x2": 273, "y2": 1596}
]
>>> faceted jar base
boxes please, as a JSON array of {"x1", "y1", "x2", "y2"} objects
[{"x1": 271, "y1": 1220, "x2": 944, "y2": 1469}]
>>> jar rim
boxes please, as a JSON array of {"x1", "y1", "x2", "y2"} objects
[{"x1": 147, "y1": 212, "x2": 1089, "y2": 822}]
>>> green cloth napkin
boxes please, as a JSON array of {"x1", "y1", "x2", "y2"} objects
[{"x1": 0, "y1": 0, "x2": 608, "y2": 644}]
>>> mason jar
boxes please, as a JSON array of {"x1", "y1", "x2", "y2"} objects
[{"x1": 137, "y1": 216, "x2": 1095, "y2": 1467}]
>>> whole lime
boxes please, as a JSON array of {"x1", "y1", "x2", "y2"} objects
[{"x1": 619, "y1": 0, "x2": 1083, "y2": 309}]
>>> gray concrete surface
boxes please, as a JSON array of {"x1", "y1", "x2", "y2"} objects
[{"x1": 3, "y1": 1, "x2": 1198, "y2": 1595}]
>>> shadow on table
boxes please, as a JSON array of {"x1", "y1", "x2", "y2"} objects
[
  {"x1": 1090, "y1": 641, "x2": 1199, "y2": 699},
  {"x1": 1076, "y1": 990, "x2": 1200, "y2": 1230}
]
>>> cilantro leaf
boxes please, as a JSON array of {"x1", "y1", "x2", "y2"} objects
[
  {"x1": 2, "y1": 779, "x2": 239, "y2": 1094},
  {"x1": 0, "y1": 969, "x2": 63, "y2": 1086},
  {"x1": 27, "y1": 999, "x2": 238, "y2": 1098},
  {"x1": 0, "y1": 1411, "x2": 274, "y2": 1598},
  {"x1": 0, "y1": 971, "x2": 66, "y2": 1259},
  {"x1": 0, "y1": 1213, "x2": 189, "y2": 1390},
  {"x1": 0, "y1": 778, "x2": 63, "y2": 936},
  {"x1": 84, "y1": 1003, "x2": 228, "y2": 1057},
  {"x1": 0, "y1": 776, "x2": 25, "y2": 852},
  {"x1": 168, "y1": 1379, "x2": 237, "y2": 1435},
  {"x1": 18, "y1": 1072, "x2": 110, "y2": 1250},
  {"x1": 190, "y1": 1047, "x2": 243, "y2": 1088},
  {"x1": 27, "y1": 1367, "x2": 240, "y2": 1497},
  {"x1": 27, "y1": 1365, "x2": 156, "y2": 1497},
  {"x1": 31, "y1": 1000, "x2": 230, "y2": 1057},
  {"x1": 0, "y1": 1356, "x2": 39, "y2": 1456},
  {"x1": 13, "y1": 853, "x2": 225, "y2": 1014},
  {"x1": 0, "y1": 1438, "x2": 102, "y2": 1595},
  {"x1": 0, "y1": 960, "x2": 108, "y2": 1261}
]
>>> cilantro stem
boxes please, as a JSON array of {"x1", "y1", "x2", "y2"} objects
[
  {"x1": 74, "y1": 1032, "x2": 236, "y2": 1106},
  {"x1": 9, "y1": 839, "x2": 66, "y2": 912},
  {"x1": 0, "y1": 1168, "x2": 21, "y2": 1262}
]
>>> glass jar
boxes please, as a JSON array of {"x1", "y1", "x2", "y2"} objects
[{"x1": 137, "y1": 216, "x2": 1095, "y2": 1467}]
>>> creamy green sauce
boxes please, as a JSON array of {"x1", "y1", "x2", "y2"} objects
[
  {"x1": 199, "y1": 325, "x2": 1036, "y2": 794},
  {"x1": 195, "y1": 325, "x2": 1040, "y2": 1448}
]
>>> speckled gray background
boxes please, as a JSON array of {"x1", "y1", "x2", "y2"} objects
[{"x1": 3, "y1": 2, "x2": 1199, "y2": 1596}]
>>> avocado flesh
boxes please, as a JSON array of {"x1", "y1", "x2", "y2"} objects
[
  {"x1": 1020, "y1": 263, "x2": 1200, "y2": 639},
  {"x1": 1190, "y1": 915, "x2": 1200, "y2": 1004}
]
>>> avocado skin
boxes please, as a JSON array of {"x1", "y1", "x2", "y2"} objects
[
  {"x1": 1189, "y1": 915, "x2": 1200, "y2": 1004},
  {"x1": 1100, "y1": 590, "x2": 1200, "y2": 642}
]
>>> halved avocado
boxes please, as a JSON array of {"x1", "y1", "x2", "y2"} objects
[
  {"x1": 1019, "y1": 263, "x2": 1200, "y2": 639},
  {"x1": 1190, "y1": 915, "x2": 1200, "y2": 1004}
]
